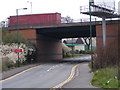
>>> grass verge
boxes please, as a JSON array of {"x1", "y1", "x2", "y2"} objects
[{"x1": 91, "y1": 66, "x2": 119, "y2": 88}]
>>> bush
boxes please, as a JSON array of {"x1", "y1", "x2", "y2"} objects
[
  {"x1": 3, "y1": 32, "x2": 27, "y2": 44},
  {"x1": 93, "y1": 39, "x2": 118, "y2": 70},
  {"x1": 74, "y1": 50, "x2": 80, "y2": 54},
  {"x1": 1, "y1": 28, "x2": 38, "y2": 71},
  {"x1": 25, "y1": 43, "x2": 37, "y2": 63},
  {"x1": 79, "y1": 50, "x2": 86, "y2": 54},
  {"x1": 63, "y1": 52, "x2": 72, "y2": 58},
  {"x1": 79, "y1": 50, "x2": 94, "y2": 54},
  {"x1": 66, "y1": 52, "x2": 72, "y2": 57},
  {"x1": 1, "y1": 43, "x2": 38, "y2": 71}
]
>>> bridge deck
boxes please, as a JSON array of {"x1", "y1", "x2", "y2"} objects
[
  {"x1": 8, "y1": 20, "x2": 119, "y2": 38},
  {"x1": 8, "y1": 21, "x2": 101, "y2": 30}
]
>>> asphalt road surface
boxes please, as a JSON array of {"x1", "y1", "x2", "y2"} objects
[{"x1": 1, "y1": 55, "x2": 91, "y2": 88}]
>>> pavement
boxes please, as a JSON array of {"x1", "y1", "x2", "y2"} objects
[
  {"x1": 0, "y1": 63, "x2": 39, "y2": 80},
  {"x1": 62, "y1": 62, "x2": 97, "y2": 88}
]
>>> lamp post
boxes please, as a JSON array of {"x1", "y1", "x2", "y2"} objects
[
  {"x1": 27, "y1": 1, "x2": 32, "y2": 14},
  {"x1": 16, "y1": 8, "x2": 27, "y2": 67},
  {"x1": 89, "y1": 0, "x2": 94, "y2": 71},
  {"x1": 72, "y1": 38, "x2": 74, "y2": 57}
]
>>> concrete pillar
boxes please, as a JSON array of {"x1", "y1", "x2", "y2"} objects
[
  {"x1": 118, "y1": 1, "x2": 120, "y2": 14},
  {"x1": 102, "y1": 17, "x2": 106, "y2": 47}
]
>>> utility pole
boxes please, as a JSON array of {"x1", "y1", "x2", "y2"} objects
[
  {"x1": 89, "y1": 0, "x2": 94, "y2": 71},
  {"x1": 16, "y1": 8, "x2": 27, "y2": 67}
]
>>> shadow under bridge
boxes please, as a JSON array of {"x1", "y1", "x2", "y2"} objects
[{"x1": 36, "y1": 25, "x2": 96, "y2": 39}]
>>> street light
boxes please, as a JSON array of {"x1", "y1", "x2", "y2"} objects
[
  {"x1": 27, "y1": 1, "x2": 32, "y2": 14},
  {"x1": 16, "y1": 8, "x2": 27, "y2": 67},
  {"x1": 89, "y1": 0, "x2": 94, "y2": 71}
]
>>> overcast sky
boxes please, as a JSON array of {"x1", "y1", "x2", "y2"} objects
[{"x1": 0, "y1": 0, "x2": 120, "y2": 22}]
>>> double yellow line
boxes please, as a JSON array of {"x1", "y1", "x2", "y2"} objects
[{"x1": 51, "y1": 63, "x2": 80, "y2": 89}]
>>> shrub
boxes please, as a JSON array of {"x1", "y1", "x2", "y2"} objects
[
  {"x1": 66, "y1": 52, "x2": 72, "y2": 57},
  {"x1": 0, "y1": 43, "x2": 37, "y2": 71},
  {"x1": 25, "y1": 43, "x2": 37, "y2": 63},
  {"x1": 1, "y1": 28, "x2": 38, "y2": 71},
  {"x1": 3, "y1": 32, "x2": 27, "y2": 44},
  {"x1": 93, "y1": 39, "x2": 118, "y2": 70},
  {"x1": 79, "y1": 50, "x2": 94, "y2": 54},
  {"x1": 74, "y1": 50, "x2": 80, "y2": 54},
  {"x1": 63, "y1": 50, "x2": 72, "y2": 58},
  {"x1": 79, "y1": 50, "x2": 86, "y2": 54}
]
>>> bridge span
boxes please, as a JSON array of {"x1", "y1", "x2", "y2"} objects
[{"x1": 9, "y1": 20, "x2": 120, "y2": 61}]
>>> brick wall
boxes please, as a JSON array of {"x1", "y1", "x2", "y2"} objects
[
  {"x1": 10, "y1": 29, "x2": 37, "y2": 44},
  {"x1": 10, "y1": 29, "x2": 63, "y2": 61},
  {"x1": 96, "y1": 23, "x2": 119, "y2": 49},
  {"x1": 36, "y1": 35, "x2": 62, "y2": 61},
  {"x1": 96, "y1": 22, "x2": 119, "y2": 67}
]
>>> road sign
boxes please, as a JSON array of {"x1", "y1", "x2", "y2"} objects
[{"x1": 14, "y1": 49, "x2": 23, "y2": 53}]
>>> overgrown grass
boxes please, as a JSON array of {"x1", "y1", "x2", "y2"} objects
[{"x1": 91, "y1": 66, "x2": 119, "y2": 88}]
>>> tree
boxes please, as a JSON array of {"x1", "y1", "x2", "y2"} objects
[
  {"x1": 2, "y1": 28, "x2": 27, "y2": 44},
  {"x1": 2, "y1": 27, "x2": 9, "y2": 37},
  {"x1": 61, "y1": 16, "x2": 73, "y2": 23},
  {"x1": 83, "y1": 37, "x2": 91, "y2": 50}
]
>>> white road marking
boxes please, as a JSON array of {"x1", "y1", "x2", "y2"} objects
[{"x1": 47, "y1": 64, "x2": 63, "y2": 72}]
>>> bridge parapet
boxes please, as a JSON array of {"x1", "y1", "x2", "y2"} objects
[
  {"x1": 8, "y1": 20, "x2": 120, "y2": 30},
  {"x1": 8, "y1": 21, "x2": 101, "y2": 30}
]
